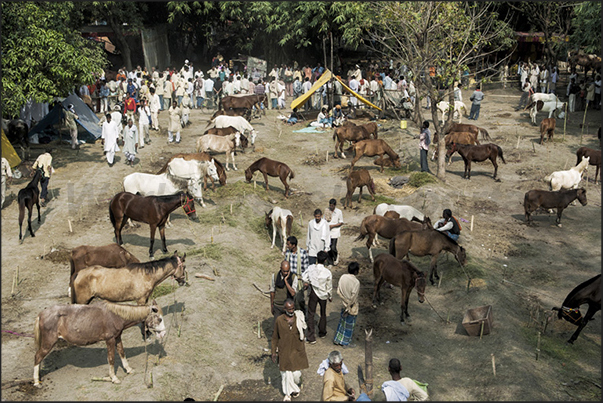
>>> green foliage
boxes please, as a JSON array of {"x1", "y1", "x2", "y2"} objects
[
  {"x1": 569, "y1": 2, "x2": 601, "y2": 54},
  {"x1": 186, "y1": 243, "x2": 224, "y2": 261},
  {"x1": 1, "y1": 2, "x2": 108, "y2": 117},
  {"x1": 151, "y1": 283, "x2": 176, "y2": 299},
  {"x1": 408, "y1": 172, "x2": 438, "y2": 187}
]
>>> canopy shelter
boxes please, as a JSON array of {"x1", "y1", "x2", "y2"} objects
[
  {"x1": 290, "y1": 68, "x2": 382, "y2": 111},
  {"x1": 1, "y1": 129, "x2": 22, "y2": 168},
  {"x1": 28, "y1": 93, "x2": 102, "y2": 143}
]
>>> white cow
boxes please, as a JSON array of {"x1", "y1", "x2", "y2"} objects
[
  {"x1": 527, "y1": 100, "x2": 566, "y2": 125},
  {"x1": 213, "y1": 115, "x2": 257, "y2": 145},
  {"x1": 265, "y1": 206, "x2": 293, "y2": 253},
  {"x1": 436, "y1": 101, "x2": 468, "y2": 124}
]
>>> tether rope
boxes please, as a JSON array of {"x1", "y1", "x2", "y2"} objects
[{"x1": 2, "y1": 330, "x2": 34, "y2": 338}]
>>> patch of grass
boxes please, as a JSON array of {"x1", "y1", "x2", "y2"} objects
[
  {"x1": 196, "y1": 202, "x2": 245, "y2": 228},
  {"x1": 186, "y1": 243, "x2": 224, "y2": 261},
  {"x1": 151, "y1": 283, "x2": 177, "y2": 299},
  {"x1": 507, "y1": 243, "x2": 538, "y2": 258},
  {"x1": 407, "y1": 171, "x2": 438, "y2": 187},
  {"x1": 363, "y1": 194, "x2": 396, "y2": 208},
  {"x1": 213, "y1": 179, "x2": 260, "y2": 199}
]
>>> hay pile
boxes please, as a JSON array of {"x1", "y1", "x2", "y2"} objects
[{"x1": 373, "y1": 178, "x2": 417, "y2": 198}]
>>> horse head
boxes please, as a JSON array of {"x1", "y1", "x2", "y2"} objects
[
  {"x1": 552, "y1": 306, "x2": 583, "y2": 324},
  {"x1": 145, "y1": 299, "x2": 166, "y2": 341},
  {"x1": 456, "y1": 246, "x2": 467, "y2": 266},
  {"x1": 239, "y1": 133, "x2": 249, "y2": 150},
  {"x1": 171, "y1": 251, "x2": 187, "y2": 286},
  {"x1": 421, "y1": 216, "x2": 432, "y2": 229},
  {"x1": 414, "y1": 271, "x2": 427, "y2": 303},
  {"x1": 265, "y1": 210, "x2": 273, "y2": 229},
  {"x1": 181, "y1": 192, "x2": 197, "y2": 220},
  {"x1": 446, "y1": 142, "x2": 457, "y2": 158},
  {"x1": 207, "y1": 159, "x2": 220, "y2": 182},
  {"x1": 244, "y1": 167, "x2": 253, "y2": 182},
  {"x1": 249, "y1": 129, "x2": 257, "y2": 145},
  {"x1": 577, "y1": 188, "x2": 588, "y2": 206}
]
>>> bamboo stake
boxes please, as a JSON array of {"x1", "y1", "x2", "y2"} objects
[
  {"x1": 326, "y1": 150, "x2": 329, "y2": 163},
  {"x1": 446, "y1": 308, "x2": 450, "y2": 324},
  {"x1": 364, "y1": 329, "x2": 374, "y2": 398},
  {"x1": 491, "y1": 354, "x2": 496, "y2": 376},
  {"x1": 536, "y1": 331, "x2": 541, "y2": 360},
  {"x1": 257, "y1": 321, "x2": 261, "y2": 339},
  {"x1": 480, "y1": 321, "x2": 485, "y2": 340},
  {"x1": 581, "y1": 101, "x2": 588, "y2": 138},
  {"x1": 16, "y1": 266, "x2": 19, "y2": 285},
  {"x1": 470, "y1": 215, "x2": 474, "y2": 232},
  {"x1": 68, "y1": 219, "x2": 73, "y2": 233},
  {"x1": 563, "y1": 103, "x2": 567, "y2": 141},
  {"x1": 516, "y1": 135, "x2": 521, "y2": 149},
  {"x1": 230, "y1": 203, "x2": 233, "y2": 215},
  {"x1": 437, "y1": 272, "x2": 443, "y2": 289},
  {"x1": 91, "y1": 377, "x2": 113, "y2": 382},
  {"x1": 211, "y1": 227, "x2": 214, "y2": 244},
  {"x1": 213, "y1": 385, "x2": 224, "y2": 401},
  {"x1": 194, "y1": 273, "x2": 215, "y2": 281},
  {"x1": 11, "y1": 271, "x2": 16, "y2": 296}
]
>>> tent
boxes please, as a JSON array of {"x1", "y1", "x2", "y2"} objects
[
  {"x1": 1, "y1": 129, "x2": 22, "y2": 168},
  {"x1": 28, "y1": 93, "x2": 102, "y2": 142},
  {"x1": 290, "y1": 68, "x2": 382, "y2": 111}
]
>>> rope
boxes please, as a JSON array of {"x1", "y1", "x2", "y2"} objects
[
  {"x1": 501, "y1": 279, "x2": 557, "y2": 300},
  {"x1": 423, "y1": 294, "x2": 446, "y2": 323},
  {"x1": 2, "y1": 330, "x2": 34, "y2": 338}
]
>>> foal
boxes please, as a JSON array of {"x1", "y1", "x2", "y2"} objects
[
  {"x1": 18, "y1": 169, "x2": 42, "y2": 240},
  {"x1": 245, "y1": 157, "x2": 295, "y2": 198}
]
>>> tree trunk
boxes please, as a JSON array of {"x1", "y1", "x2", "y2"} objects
[{"x1": 107, "y1": 16, "x2": 133, "y2": 71}]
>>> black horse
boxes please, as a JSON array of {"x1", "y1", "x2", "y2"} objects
[
  {"x1": 553, "y1": 274, "x2": 601, "y2": 344},
  {"x1": 18, "y1": 169, "x2": 42, "y2": 240},
  {"x1": 2, "y1": 119, "x2": 29, "y2": 150}
]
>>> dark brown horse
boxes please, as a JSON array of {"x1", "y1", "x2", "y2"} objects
[
  {"x1": 71, "y1": 251, "x2": 186, "y2": 305},
  {"x1": 552, "y1": 274, "x2": 601, "y2": 344},
  {"x1": 68, "y1": 244, "x2": 140, "y2": 297},
  {"x1": 244, "y1": 157, "x2": 295, "y2": 198},
  {"x1": 18, "y1": 168, "x2": 42, "y2": 241},
  {"x1": 350, "y1": 139, "x2": 401, "y2": 172},
  {"x1": 447, "y1": 143, "x2": 506, "y2": 180},
  {"x1": 33, "y1": 299, "x2": 165, "y2": 387},
  {"x1": 372, "y1": 253, "x2": 426, "y2": 324},
  {"x1": 389, "y1": 229, "x2": 467, "y2": 285},
  {"x1": 157, "y1": 152, "x2": 227, "y2": 191},
  {"x1": 355, "y1": 214, "x2": 432, "y2": 262},
  {"x1": 221, "y1": 94, "x2": 267, "y2": 111},
  {"x1": 576, "y1": 147, "x2": 601, "y2": 184},
  {"x1": 524, "y1": 188, "x2": 587, "y2": 226},
  {"x1": 109, "y1": 191, "x2": 196, "y2": 258}
]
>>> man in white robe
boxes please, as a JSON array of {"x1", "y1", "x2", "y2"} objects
[{"x1": 101, "y1": 113, "x2": 120, "y2": 166}]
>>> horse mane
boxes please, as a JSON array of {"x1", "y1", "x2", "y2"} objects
[
  {"x1": 125, "y1": 254, "x2": 177, "y2": 273},
  {"x1": 157, "y1": 160, "x2": 170, "y2": 174},
  {"x1": 382, "y1": 141, "x2": 399, "y2": 160},
  {"x1": 102, "y1": 301, "x2": 151, "y2": 321},
  {"x1": 28, "y1": 169, "x2": 42, "y2": 187},
  {"x1": 563, "y1": 274, "x2": 602, "y2": 306}
]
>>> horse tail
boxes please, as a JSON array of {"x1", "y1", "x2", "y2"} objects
[
  {"x1": 34, "y1": 316, "x2": 41, "y2": 350},
  {"x1": 525, "y1": 101, "x2": 535, "y2": 111},
  {"x1": 109, "y1": 203, "x2": 116, "y2": 227},
  {"x1": 496, "y1": 145, "x2": 506, "y2": 164},
  {"x1": 289, "y1": 168, "x2": 295, "y2": 180},
  {"x1": 156, "y1": 159, "x2": 170, "y2": 174},
  {"x1": 333, "y1": 128, "x2": 338, "y2": 141},
  {"x1": 354, "y1": 219, "x2": 368, "y2": 242}
]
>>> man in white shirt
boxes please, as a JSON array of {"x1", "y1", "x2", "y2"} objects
[
  {"x1": 101, "y1": 113, "x2": 120, "y2": 166},
  {"x1": 148, "y1": 87, "x2": 161, "y2": 131},
  {"x1": 381, "y1": 358, "x2": 428, "y2": 401},
  {"x1": 302, "y1": 251, "x2": 332, "y2": 344},
  {"x1": 306, "y1": 208, "x2": 330, "y2": 265},
  {"x1": 325, "y1": 199, "x2": 344, "y2": 266},
  {"x1": 204, "y1": 77, "x2": 215, "y2": 108},
  {"x1": 302, "y1": 77, "x2": 313, "y2": 111},
  {"x1": 349, "y1": 75, "x2": 360, "y2": 107}
]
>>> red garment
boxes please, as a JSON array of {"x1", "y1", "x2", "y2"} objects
[{"x1": 124, "y1": 97, "x2": 137, "y2": 114}]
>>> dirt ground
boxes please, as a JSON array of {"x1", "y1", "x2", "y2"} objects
[{"x1": 1, "y1": 84, "x2": 601, "y2": 401}]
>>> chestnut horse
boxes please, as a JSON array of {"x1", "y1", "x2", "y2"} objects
[
  {"x1": 389, "y1": 229, "x2": 467, "y2": 285},
  {"x1": 34, "y1": 299, "x2": 165, "y2": 387},
  {"x1": 350, "y1": 139, "x2": 401, "y2": 172},
  {"x1": 372, "y1": 253, "x2": 426, "y2": 324},
  {"x1": 553, "y1": 274, "x2": 601, "y2": 344},
  {"x1": 344, "y1": 169, "x2": 376, "y2": 209},
  {"x1": 109, "y1": 191, "x2": 196, "y2": 258},
  {"x1": 245, "y1": 157, "x2": 295, "y2": 198},
  {"x1": 447, "y1": 143, "x2": 506, "y2": 180},
  {"x1": 576, "y1": 147, "x2": 601, "y2": 184},
  {"x1": 18, "y1": 168, "x2": 42, "y2": 241},
  {"x1": 355, "y1": 214, "x2": 432, "y2": 262},
  {"x1": 333, "y1": 125, "x2": 373, "y2": 159}
]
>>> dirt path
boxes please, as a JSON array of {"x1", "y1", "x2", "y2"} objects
[{"x1": 2, "y1": 87, "x2": 600, "y2": 401}]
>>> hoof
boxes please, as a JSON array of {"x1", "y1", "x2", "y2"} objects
[
  {"x1": 557, "y1": 223, "x2": 562, "y2": 227},
  {"x1": 400, "y1": 320, "x2": 406, "y2": 325},
  {"x1": 112, "y1": 377, "x2": 121, "y2": 384},
  {"x1": 372, "y1": 304, "x2": 377, "y2": 309},
  {"x1": 34, "y1": 382, "x2": 42, "y2": 388},
  {"x1": 31, "y1": 233, "x2": 35, "y2": 237}
]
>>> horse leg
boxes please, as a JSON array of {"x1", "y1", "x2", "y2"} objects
[
  {"x1": 271, "y1": 223, "x2": 276, "y2": 249},
  {"x1": 567, "y1": 304, "x2": 600, "y2": 344},
  {"x1": 104, "y1": 338, "x2": 121, "y2": 384},
  {"x1": 367, "y1": 235, "x2": 375, "y2": 263},
  {"x1": 117, "y1": 215, "x2": 128, "y2": 245},
  {"x1": 148, "y1": 225, "x2": 156, "y2": 258},
  {"x1": 27, "y1": 205, "x2": 35, "y2": 237},
  {"x1": 281, "y1": 173, "x2": 289, "y2": 198},
  {"x1": 33, "y1": 322, "x2": 58, "y2": 387},
  {"x1": 159, "y1": 225, "x2": 168, "y2": 254},
  {"x1": 492, "y1": 157, "x2": 498, "y2": 179},
  {"x1": 466, "y1": 161, "x2": 471, "y2": 180},
  {"x1": 372, "y1": 275, "x2": 385, "y2": 308},
  {"x1": 556, "y1": 207, "x2": 565, "y2": 227},
  {"x1": 115, "y1": 335, "x2": 133, "y2": 374},
  {"x1": 18, "y1": 205, "x2": 25, "y2": 240},
  {"x1": 400, "y1": 288, "x2": 408, "y2": 324},
  {"x1": 357, "y1": 186, "x2": 363, "y2": 204},
  {"x1": 262, "y1": 172, "x2": 269, "y2": 192},
  {"x1": 367, "y1": 183, "x2": 376, "y2": 201},
  {"x1": 231, "y1": 151, "x2": 237, "y2": 170},
  {"x1": 429, "y1": 255, "x2": 439, "y2": 285},
  {"x1": 36, "y1": 199, "x2": 41, "y2": 223}
]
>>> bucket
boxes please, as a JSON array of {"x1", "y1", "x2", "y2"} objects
[{"x1": 400, "y1": 120, "x2": 407, "y2": 129}]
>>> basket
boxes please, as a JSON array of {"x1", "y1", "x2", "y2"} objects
[
  {"x1": 462, "y1": 305, "x2": 493, "y2": 336},
  {"x1": 400, "y1": 120, "x2": 407, "y2": 129}
]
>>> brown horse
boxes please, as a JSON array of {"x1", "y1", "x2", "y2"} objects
[
  {"x1": 109, "y1": 191, "x2": 196, "y2": 258},
  {"x1": 442, "y1": 122, "x2": 492, "y2": 142},
  {"x1": 221, "y1": 94, "x2": 267, "y2": 111},
  {"x1": 157, "y1": 152, "x2": 227, "y2": 191},
  {"x1": 447, "y1": 143, "x2": 506, "y2": 180},
  {"x1": 432, "y1": 131, "x2": 480, "y2": 164},
  {"x1": 245, "y1": 157, "x2": 295, "y2": 198},
  {"x1": 71, "y1": 251, "x2": 186, "y2": 305},
  {"x1": 372, "y1": 253, "x2": 426, "y2": 324},
  {"x1": 18, "y1": 168, "x2": 42, "y2": 241},
  {"x1": 389, "y1": 229, "x2": 467, "y2": 285},
  {"x1": 350, "y1": 139, "x2": 401, "y2": 172},
  {"x1": 33, "y1": 299, "x2": 165, "y2": 387},
  {"x1": 69, "y1": 244, "x2": 140, "y2": 297},
  {"x1": 552, "y1": 274, "x2": 601, "y2": 344},
  {"x1": 576, "y1": 147, "x2": 601, "y2": 184},
  {"x1": 333, "y1": 125, "x2": 373, "y2": 158},
  {"x1": 524, "y1": 188, "x2": 587, "y2": 226},
  {"x1": 355, "y1": 214, "x2": 432, "y2": 262},
  {"x1": 344, "y1": 169, "x2": 376, "y2": 209},
  {"x1": 540, "y1": 118, "x2": 556, "y2": 145}
]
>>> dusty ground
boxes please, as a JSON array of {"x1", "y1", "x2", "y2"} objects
[{"x1": 1, "y1": 84, "x2": 601, "y2": 401}]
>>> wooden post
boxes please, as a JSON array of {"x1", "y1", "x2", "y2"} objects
[
  {"x1": 326, "y1": 150, "x2": 329, "y2": 163},
  {"x1": 536, "y1": 331, "x2": 541, "y2": 360},
  {"x1": 563, "y1": 102, "x2": 567, "y2": 141},
  {"x1": 491, "y1": 354, "x2": 496, "y2": 376},
  {"x1": 257, "y1": 321, "x2": 261, "y2": 339},
  {"x1": 480, "y1": 321, "x2": 485, "y2": 340},
  {"x1": 516, "y1": 135, "x2": 521, "y2": 149},
  {"x1": 68, "y1": 219, "x2": 73, "y2": 233},
  {"x1": 211, "y1": 227, "x2": 214, "y2": 244},
  {"x1": 581, "y1": 102, "x2": 588, "y2": 138},
  {"x1": 364, "y1": 329, "x2": 374, "y2": 398},
  {"x1": 470, "y1": 215, "x2": 474, "y2": 232},
  {"x1": 230, "y1": 203, "x2": 233, "y2": 215}
]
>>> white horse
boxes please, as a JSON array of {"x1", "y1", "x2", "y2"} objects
[
  {"x1": 529, "y1": 93, "x2": 560, "y2": 104},
  {"x1": 196, "y1": 133, "x2": 241, "y2": 171},
  {"x1": 527, "y1": 99, "x2": 566, "y2": 125},
  {"x1": 213, "y1": 115, "x2": 257, "y2": 145},
  {"x1": 265, "y1": 206, "x2": 293, "y2": 253},
  {"x1": 436, "y1": 101, "x2": 468, "y2": 124},
  {"x1": 373, "y1": 203, "x2": 425, "y2": 221},
  {"x1": 544, "y1": 156, "x2": 590, "y2": 191},
  {"x1": 165, "y1": 158, "x2": 219, "y2": 207}
]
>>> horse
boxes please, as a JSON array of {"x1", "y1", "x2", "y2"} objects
[
  {"x1": 203, "y1": 126, "x2": 249, "y2": 152},
  {"x1": 436, "y1": 101, "x2": 468, "y2": 124},
  {"x1": 372, "y1": 253, "x2": 426, "y2": 324},
  {"x1": 526, "y1": 100, "x2": 566, "y2": 125},
  {"x1": 444, "y1": 122, "x2": 492, "y2": 142},
  {"x1": 221, "y1": 94, "x2": 267, "y2": 112},
  {"x1": 3, "y1": 118, "x2": 30, "y2": 151},
  {"x1": 265, "y1": 206, "x2": 293, "y2": 253},
  {"x1": 209, "y1": 108, "x2": 251, "y2": 122},
  {"x1": 539, "y1": 118, "x2": 556, "y2": 145},
  {"x1": 389, "y1": 229, "x2": 467, "y2": 285},
  {"x1": 431, "y1": 131, "x2": 480, "y2": 163},
  {"x1": 109, "y1": 191, "x2": 196, "y2": 258},
  {"x1": 344, "y1": 169, "x2": 376, "y2": 209},
  {"x1": 213, "y1": 115, "x2": 257, "y2": 145},
  {"x1": 343, "y1": 121, "x2": 379, "y2": 138},
  {"x1": 68, "y1": 244, "x2": 140, "y2": 297},
  {"x1": 575, "y1": 147, "x2": 601, "y2": 184},
  {"x1": 355, "y1": 214, "x2": 432, "y2": 262},
  {"x1": 373, "y1": 203, "x2": 426, "y2": 222},
  {"x1": 164, "y1": 157, "x2": 219, "y2": 206},
  {"x1": 568, "y1": 50, "x2": 602, "y2": 79},
  {"x1": 447, "y1": 143, "x2": 506, "y2": 180},
  {"x1": 33, "y1": 299, "x2": 165, "y2": 387},
  {"x1": 524, "y1": 188, "x2": 587, "y2": 227},
  {"x1": 544, "y1": 156, "x2": 589, "y2": 191},
  {"x1": 157, "y1": 152, "x2": 227, "y2": 191},
  {"x1": 18, "y1": 168, "x2": 42, "y2": 240},
  {"x1": 350, "y1": 139, "x2": 401, "y2": 173},
  {"x1": 71, "y1": 251, "x2": 186, "y2": 305},
  {"x1": 245, "y1": 157, "x2": 295, "y2": 198},
  {"x1": 196, "y1": 133, "x2": 241, "y2": 171},
  {"x1": 552, "y1": 274, "x2": 601, "y2": 344},
  {"x1": 333, "y1": 125, "x2": 373, "y2": 158}
]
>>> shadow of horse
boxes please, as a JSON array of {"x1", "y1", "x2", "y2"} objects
[
  {"x1": 19, "y1": 206, "x2": 55, "y2": 242},
  {"x1": 115, "y1": 233, "x2": 197, "y2": 251}
]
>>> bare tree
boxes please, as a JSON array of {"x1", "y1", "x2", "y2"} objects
[{"x1": 363, "y1": 2, "x2": 514, "y2": 181}]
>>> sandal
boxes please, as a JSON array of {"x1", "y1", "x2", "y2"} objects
[{"x1": 283, "y1": 395, "x2": 291, "y2": 401}]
